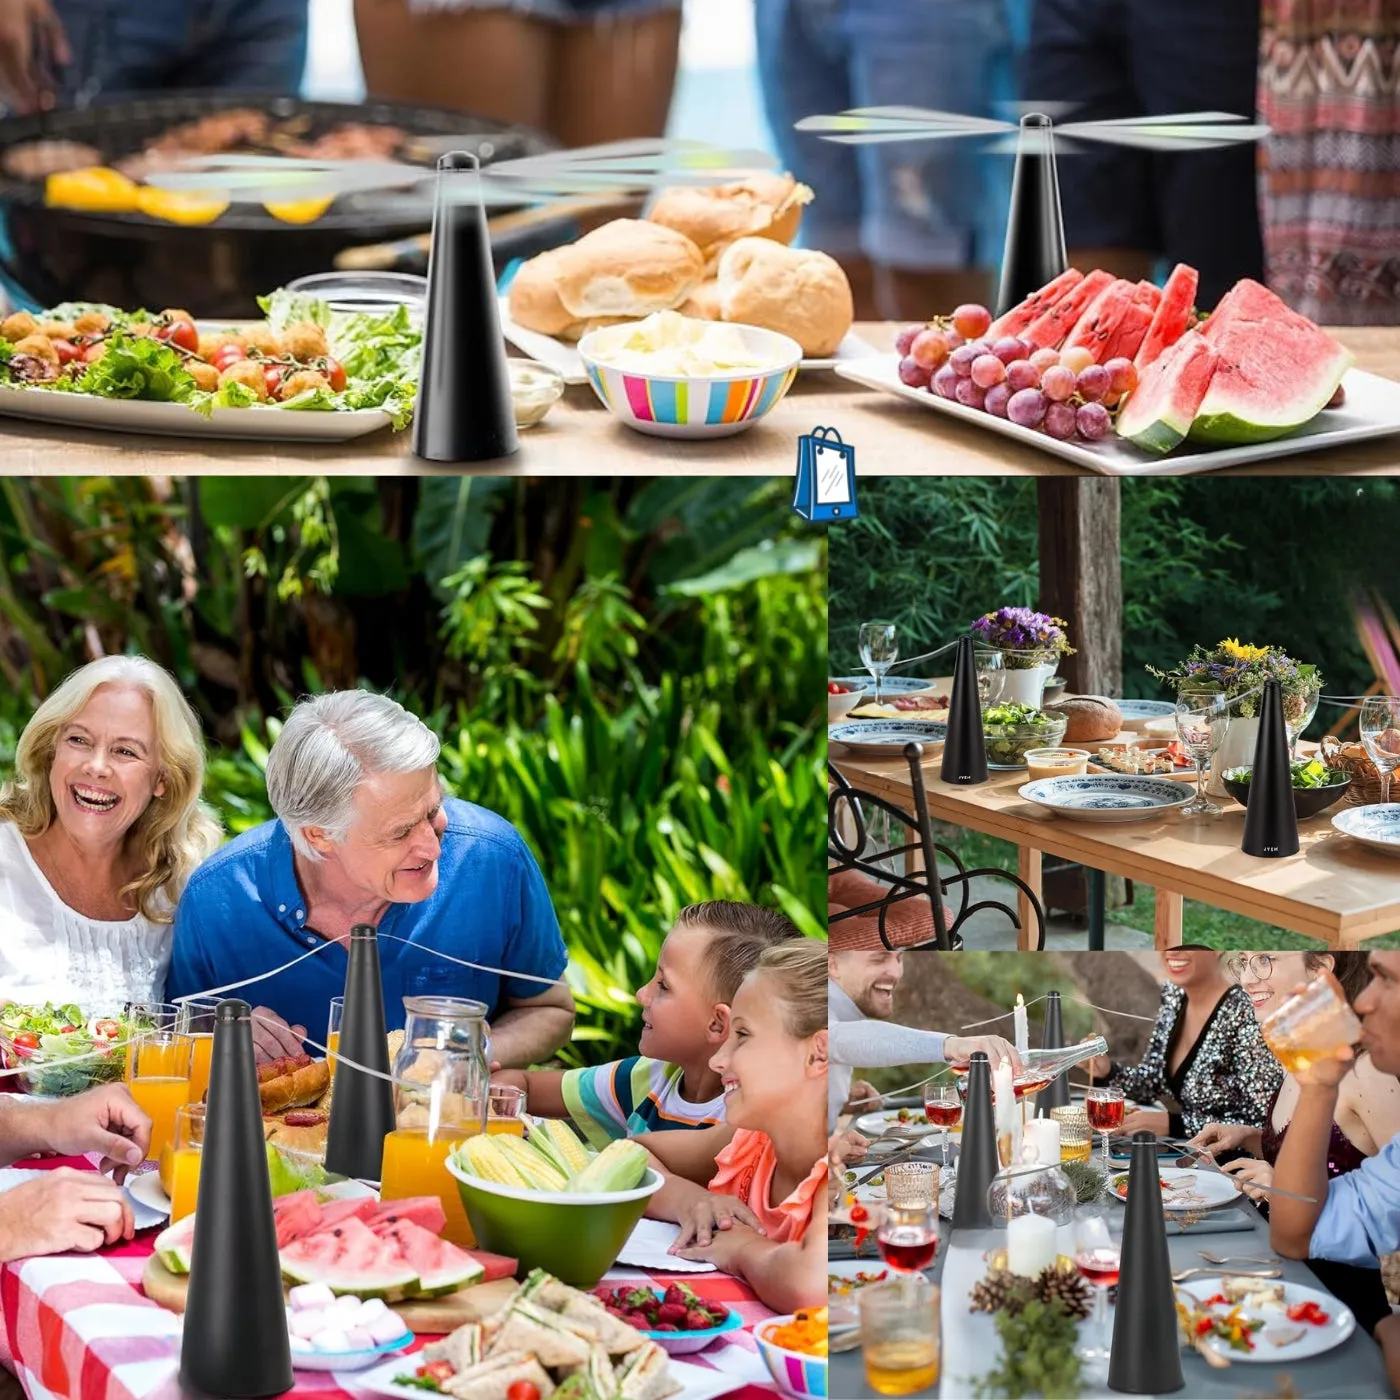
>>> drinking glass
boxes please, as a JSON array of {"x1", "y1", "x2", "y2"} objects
[
  {"x1": 1052, "y1": 1106, "x2": 1092, "y2": 1164},
  {"x1": 1287, "y1": 675, "x2": 1322, "y2": 757},
  {"x1": 1072, "y1": 1207, "x2": 1120, "y2": 1367},
  {"x1": 326, "y1": 995, "x2": 344, "y2": 1080},
  {"x1": 175, "y1": 999, "x2": 220, "y2": 1104},
  {"x1": 859, "y1": 622, "x2": 899, "y2": 706},
  {"x1": 1259, "y1": 974, "x2": 1362, "y2": 1076},
  {"x1": 1084, "y1": 1086, "x2": 1124, "y2": 1166},
  {"x1": 167, "y1": 1103, "x2": 206, "y2": 1222},
  {"x1": 126, "y1": 1030, "x2": 193, "y2": 1163},
  {"x1": 124, "y1": 1001, "x2": 180, "y2": 1032},
  {"x1": 860, "y1": 1278, "x2": 940, "y2": 1396},
  {"x1": 884, "y1": 1161, "x2": 940, "y2": 1210},
  {"x1": 876, "y1": 1202, "x2": 938, "y2": 1279},
  {"x1": 1174, "y1": 689, "x2": 1230, "y2": 816},
  {"x1": 488, "y1": 1083, "x2": 527, "y2": 1135},
  {"x1": 922, "y1": 1084, "x2": 961, "y2": 1168},
  {"x1": 1359, "y1": 696, "x2": 1400, "y2": 804},
  {"x1": 975, "y1": 647, "x2": 1005, "y2": 707}
]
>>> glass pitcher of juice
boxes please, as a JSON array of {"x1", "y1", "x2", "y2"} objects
[{"x1": 378, "y1": 996, "x2": 493, "y2": 1248}]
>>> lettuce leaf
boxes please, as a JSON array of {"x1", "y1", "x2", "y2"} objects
[
  {"x1": 329, "y1": 303, "x2": 421, "y2": 384},
  {"x1": 75, "y1": 336, "x2": 196, "y2": 402}
]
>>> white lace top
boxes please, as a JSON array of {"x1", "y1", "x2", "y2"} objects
[{"x1": 0, "y1": 821, "x2": 172, "y2": 1010}]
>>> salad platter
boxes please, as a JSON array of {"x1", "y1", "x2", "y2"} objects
[
  {"x1": 1176, "y1": 1277, "x2": 1355, "y2": 1364},
  {"x1": 0, "y1": 1001, "x2": 135, "y2": 1096}
]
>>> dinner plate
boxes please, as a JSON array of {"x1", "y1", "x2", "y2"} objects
[
  {"x1": 1177, "y1": 1276, "x2": 1355, "y2": 1363},
  {"x1": 828, "y1": 719, "x2": 947, "y2": 757},
  {"x1": 852, "y1": 1109, "x2": 940, "y2": 1139},
  {"x1": 0, "y1": 384, "x2": 394, "y2": 441},
  {"x1": 830, "y1": 676, "x2": 938, "y2": 696},
  {"x1": 1019, "y1": 774, "x2": 1194, "y2": 822},
  {"x1": 1109, "y1": 1167, "x2": 1240, "y2": 1210},
  {"x1": 834, "y1": 357, "x2": 1400, "y2": 475},
  {"x1": 828, "y1": 1260, "x2": 897, "y2": 1335},
  {"x1": 498, "y1": 299, "x2": 877, "y2": 383},
  {"x1": 1114, "y1": 699, "x2": 1178, "y2": 724},
  {"x1": 127, "y1": 1167, "x2": 171, "y2": 1222},
  {"x1": 1331, "y1": 803, "x2": 1400, "y2": 856}
]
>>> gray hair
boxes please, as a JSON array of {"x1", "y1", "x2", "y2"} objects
[{"x1": 266, "y1": 691, "x2": 441, "y2": 860}]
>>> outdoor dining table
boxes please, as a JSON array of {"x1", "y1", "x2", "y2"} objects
[
  {"x1": 1, "y1": 326, "x2": 1397, "y2": 478},
  {"x1": 0, "y1": 1153, "x2": 777, "y2": 1400},
  {"x1": 829, "y1": 744, "x2": 1400, "y2": 950}
]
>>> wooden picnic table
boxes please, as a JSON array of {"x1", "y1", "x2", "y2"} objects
[
  {"x1": 830, "y1": 745, "x2": 1400, "y2": 950},
  {"x1": 1, "y1": 325, "x2": 1396, "y2": 478}
]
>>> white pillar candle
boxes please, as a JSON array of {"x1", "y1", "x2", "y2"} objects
[
  {"x1": 1006, "y1": 1213, "x2": 1059, "y2": 1278},
  {"x1": 1014, "y1": 994, "x2": 1029, "y2": 1059},
  {"x1": 993, "y1": 1059, "x2": 1015, "y2": 1132},
  {"x1": 1024, "y1": 1118, "x2": 1060, "y2": 1166}
]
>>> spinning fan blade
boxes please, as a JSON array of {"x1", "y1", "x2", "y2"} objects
[{"x1": 1057, "y1": 120, "x2": 1271, "y2": 151}]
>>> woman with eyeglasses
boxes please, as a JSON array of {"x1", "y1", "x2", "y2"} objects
[{"x1": 1192, "y1": 951, "x2": 1400, "y2": 1337}]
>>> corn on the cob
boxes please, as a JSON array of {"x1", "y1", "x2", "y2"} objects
[
  {"x1": 492, "y1": 1131, "x2": 570, "y2": 1191},
  {"x1": 528, "y1": 1118, "x2": 593, "y2": 1179},
  {"x1": 462, "y1": 1134, "x2": 530, "y2": 1188},
  {"x1": 570, "y1": 1138, "x2": 649, "y2": 1194}
]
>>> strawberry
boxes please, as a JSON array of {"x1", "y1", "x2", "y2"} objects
[
  {"x1": 657, "y1": 1303, "x2": 689, "y2": 1326},
  {"x1": 653, "y1": 1323, "x2": 679, "y2": 1333},
  {"x1": 685, "y1": 1309, "x2": 714, "y2": 1331},
  {"x1": 663, "y1": 1285, "x2": 689, "y2": 1308},
  {"x1": 624, "y1": 1312, "x2": 652, "y2": 1330}
]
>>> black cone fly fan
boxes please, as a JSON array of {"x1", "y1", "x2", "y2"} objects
[{"x1": 793, "y1": 108, "x2": 1268, "y2": 315}]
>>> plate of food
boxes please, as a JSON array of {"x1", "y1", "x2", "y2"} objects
[
  {"x1": 828, "y1": 719, "x2": 947, "y2": 757},
  {"x1": 284, "y1": 1286, "x2": 415, "y2": 1372},
  {"x1": 1090, "y1": 739, "x2": 1197, "y2": 780},
  {"x1": 1176, "y1": 1276, "x2": 1355, "y2": 1364},
  {"x1": 829, "y1": 676, "x2": 938, "y2": 697},
  {"x1": 848, "y1": 691, "x2": 951, "y2": 721},
  {"x1": 983, "y1": 703, "x2": 1068, "y2": 769},
  {"x1": 1224, "y1": 758, "x2": 1352, "y2": 818},
  {"x1": 0, "y1": 287, "x2": 418, "y2": 440},
  {"x1": 591, "y1": 1283, "x2": 740, "y2": 1355},
  {"x1": 829, "y1": 1263, "x2": 894, "y2": 1337},
  {"x1": 1110, "y1": 1167, "x2": 1240, "y2": 1211},
  {"x1": 852, "y1": 1107, "x2": 938, "y2": 1139}
]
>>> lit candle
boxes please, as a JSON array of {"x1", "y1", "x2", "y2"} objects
[
  {"x1": 1014, "y1": 993, "x2": 1029, "y2": 1059},
  {"x1": 1006, "y1": 1213, "x2": 1058, "y2": 1278},
  {"x1": 1024, "y1": 1118, "x2": 1060, "y2": 1166}
]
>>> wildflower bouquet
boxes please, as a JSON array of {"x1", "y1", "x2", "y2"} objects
[
  {"x1": 971, "y1": 608, "x2": 1075, "y2": 671},
  {"x1": 1147, "y1": 640, "x2": 1322, "y2": 723}
]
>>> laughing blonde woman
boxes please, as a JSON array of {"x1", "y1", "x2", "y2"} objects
[{"x1": 0, "y1": 657, "x2": 221, "y2": 1008}]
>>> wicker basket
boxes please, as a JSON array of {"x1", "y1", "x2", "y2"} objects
[{"x1": 1320, "y1": 736, "x2": 1399, "y2": 806}]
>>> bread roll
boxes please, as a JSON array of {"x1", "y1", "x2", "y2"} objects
[
  {"x1": 679, "y1": 279, "x2": 721, "y2": 321},
  {"x1": 263, "y1": 1109, "x2": 328, "y2": 1157},
  {"x1": 649, "y1": 173, "x2": 812, "y2": 270},
  {"x1": 717, "y1": 237, "x2": 854, "y2": 357},
  {"x1": 256, "y1": 1053, "x2": 330, "y2": 1114},
  {"x1": 1047, "y1": 695, "x2": 1123, "y2": 744},
  {"x1": 507, "y1": 248, "x2": 576, "y2": 336},
  {"x1": 556, "y1": 315, "x2": 634, "y2": 344},
  {"x1": 552, "y1": 219, "x2": 704, "y2": 319}
]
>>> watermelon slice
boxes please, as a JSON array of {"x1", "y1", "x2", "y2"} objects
[
  {"x1": 1101, "y1": 301, "x2": 1153, "y2": 364},
  {"x1": 281, "y1": 1217, "x2": 420, "y2": 1300},
  {"x1": 1023, "y1": 269, "x2": 1115, "y2": 349},
  {"x1": 1064, "y1": 280, "x2": 1138, "y2": 362},
  {"x1": 273, "y1": 1190, "x2": 324, "y2": 1248},
  {"x1": 1133, "y1": 281, "x2": 1161, "y2": 311},
  {"x1": 1115, "y1": 329, "x2": 1220, "y2": 453},
  {"x1": 155, "y1": 1214, "x2": 196, "y2": 1274},
  {"x1": 375, "y1": 1219, "x2": 485, "y2": 1297},
  {"x1": 367, "y1": 1197, "x2": 448, "y2": 1237},
  {"x1": 1189, "y1": 280, "x2": 1352, "y2": 444},
  {"x1": 316, "y1": 1197, "x2": 379, "y2": 1230},
  {"x1": 1134, "y1": 263, "x2": 1198, "y2": 370},
  {"x1": 467, "y1": 1249, "x2": 520, "y2": 1282},
  {"x1": 987, "y1": 268, "x2": 1084, "y2": 339}
]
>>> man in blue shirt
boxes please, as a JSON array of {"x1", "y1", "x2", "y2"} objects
[
  {"x1": 167, "y1": 690, "x2": 573, "y2": 1068},
  {"x1": 1271, "y1": 951, "x2": 1400, "y2": 1386}
]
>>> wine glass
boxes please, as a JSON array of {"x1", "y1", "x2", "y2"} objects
[
  {"x1": 1287, "y1": 675, "x2": 1322, "y2": 758},
  {"x1": 1359, "y1": 696, "x2": 1400, "y2": 804},
  {"x1": 923, "y1": 1084, "x2": 961, "y2": 1168},
  {"x1": 1174, "y1": 689, "x2": 1230, "y2": 816},
  {"x1": 859, "y1": 622, "x2": 899, "y2": 706},
  {"x1": 974, "y1": 647, "x2": 1005, "y2": 707},
  {"x1": 1084, "y1": 1085, "x2": 1124, "y2": 1167},
  {"x1": 1072, "y1": 1206, "x2": 1121, "y2": 1367},
  {"x1": 876, "y1": 1202, "x2": 939, "y2": 1279}
]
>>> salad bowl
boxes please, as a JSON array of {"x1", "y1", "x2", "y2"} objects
[
  {"x1": 0, "y1": 1002, "x2": 133, "y2": 1097},
  {"x1": 1222, "y1": 760, "x2": 1352, "y2": 819}
]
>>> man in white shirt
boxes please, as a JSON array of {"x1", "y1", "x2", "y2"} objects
[{"x1": 828, "y1": 887, "x2": 1020, "y2": 1133}]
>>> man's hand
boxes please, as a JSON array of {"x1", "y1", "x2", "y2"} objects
[
  {"x1": 828, "y1": 1129, "x2": 868, "y2": 1171},
  {"x1": 843, "y1": 1079, "x2": 881, "y2": 1113},
  {"x1": 670, "y1": 1194, "x2": 765, "y2": 1250},
  {"x1": 250, "y1": 1006, "x2": 308, "y2": 1063},
  {"x1": 1120, "y1": 1108, "x2": 1170, "y2": 1137},
  {"x1": 0, "y1": 1168, "x2": 133, "y2": 1261},
  {"x1": 1190, "y1": 1122, "x2": 1261, "y2": 1158},
  {"x1": 0, "y1": 0, "x2": 69, "y2": 113},
  {"x1": 41, "y1": 1085, "x2": 149, "y2": 1181},
  {"x1": 944, "y1": 1035, "x2": 1023, "y2": 1073}
]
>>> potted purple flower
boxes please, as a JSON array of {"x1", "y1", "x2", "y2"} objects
[{"x1": 971, "y1": 607, "x2": 1076, "y2": 708}]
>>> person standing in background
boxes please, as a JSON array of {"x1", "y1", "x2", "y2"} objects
[
  {"x1": 352, "y1": 0, "x2": 682, "y2": 149},
  {"x1": 753, "y1": 0, "x2": 1013, "y2": 319},
  {"x1": 1258, "y1": 0, "x2": 1400, "y2": 325}
]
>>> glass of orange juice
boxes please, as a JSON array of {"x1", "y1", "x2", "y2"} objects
[
  {"x1": 163, "y1": 1104, "x2": 205, "y2": 1222},
  {"x1": 488, "y1": 1084, "x2": 527, "y2": 1136},
  {"x1": 175, "y1": 1000, "x2": 219, "y2": 1104},
  {"x1": 127, "y1": 1030, "x2": 193, "y2": 1163},
  {"x1": 326, "y1": 996, "x2": 344, "y2": 1081},
  {"x1": 125, "y1": 1001, "x2": 180, "y2": 1032}
]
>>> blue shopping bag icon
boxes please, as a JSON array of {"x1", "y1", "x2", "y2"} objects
[{"x1": 792, "y1": 426, "x2": 857, "y2": 523}]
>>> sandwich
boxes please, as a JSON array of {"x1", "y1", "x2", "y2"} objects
[
  {"x1": 514, "y1": 1271, "x2": 645, "y2": 1356},
  {"x1": 615, "y1": 1343, "x2": 682, "y2": 1400},
  {"x1": 256, "y1": 1052, "x2": 329, "y2": 1113},
  {"x1": 442, "y1": 1351, "x2": 557, "y2": 1400},
  {"x1": 648, "y1": 172, "x2": 812, "y2": 271},
  {"x1": 421, "y1": 1322, "x2": 484, "y2": 1373},
  {"x1": 261, "y1": 1108, "x2": 328, "y2": 1156},
  {"x1": 568, "y1": 1343, "x2": 617, "y2": 1396},
  {"x1": 716, "y1": 237, "x2": 854, "y2": 358},
  {"x1": 492, "y1": 1299, "x2": 596, "y2": 1368}
]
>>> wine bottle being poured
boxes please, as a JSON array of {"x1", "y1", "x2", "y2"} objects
[{"x1": 951, "y1": 1037, "x2": 1109, "y2": 1097}]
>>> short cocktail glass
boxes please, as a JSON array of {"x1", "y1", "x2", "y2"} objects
[
  {"x1": 1259, "y1": 974, "x2": 1362, "y2": 1076},
  {"x1": 126, "y1": 1030, "x2": 193, "y2": 1163},
  {"x1": 1084, "y1": 1086, "x2": 1124, "y2": 1166},
  {"x1": 923, "y1": 1084, "x2": 961, "y2": 1168},
  {"x1": 883, "y1": 1161, "x2": 940, "y2": 1210},
  {"x1": 860, "y1": 1278, "x2": 940, "y2": 1397},
  {"x1": 1052, "y1": 1106, "x2": 1092, "y2": 1164}
]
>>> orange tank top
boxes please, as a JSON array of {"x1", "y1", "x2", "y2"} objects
[{"x1": 707, "y1": 1129, "x2": 826, "y2": 1244}]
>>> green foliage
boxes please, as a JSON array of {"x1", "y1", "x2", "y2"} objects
[
  {"x1": 975, "y1": 1297, "x2": 1083, "y2": 1399},
  {"x1": 947, "y1": 953, "x2": 1095, "y2": 1042}
]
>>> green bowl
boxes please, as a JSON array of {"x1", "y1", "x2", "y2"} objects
[{"x1": 443, "y1": 1158, "x2": 663, "y2": 1287}]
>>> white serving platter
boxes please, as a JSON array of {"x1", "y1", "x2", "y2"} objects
[{"x1": 834, "y1": 356, "x2": 1400, "y2": 475}]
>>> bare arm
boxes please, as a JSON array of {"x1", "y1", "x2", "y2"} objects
[
  {"x1": 488, "y1": 982, "x2": 575, "y2": 1070},
  {"x1": 492, "y1": 1068, "x2": 568, "y2": 1119},
  {"x1": 640, "y1": 1124, "x2": 736, "y2": 1185},
  {"x1": 1270, "y1": 1080, "x2": 1341, "y2": 1258}
]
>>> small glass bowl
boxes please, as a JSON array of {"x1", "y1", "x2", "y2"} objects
[{"x1": 509, "y1": 358, "x2": 565, "y2": 428}]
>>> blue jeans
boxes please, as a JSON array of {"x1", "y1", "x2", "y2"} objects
[
  {"x1": 53, "y1": 0, "x2": 309, "y2": 99},
  {"x1": 754, "y1": 0, "x2": 1015, "y2": 270}
]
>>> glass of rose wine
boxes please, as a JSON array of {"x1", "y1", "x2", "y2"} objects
[
  {"x1": 923, "y1": 1084, "x2": 962, "y2": 1168},
  {"x1": 1085, "y1": 1086, "x2": 1125, "y2": 1166},
  {"x1": 876, "y1": 1202, "x2": 939, "y2": 1280},
  {"x1": 1072, "y1": 1207, "x2": 1121, "y2": 1366}
]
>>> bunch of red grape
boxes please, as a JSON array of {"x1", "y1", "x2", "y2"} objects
[{"x1": 895, "y1": 304, "x2": 1139, "y2": 444}]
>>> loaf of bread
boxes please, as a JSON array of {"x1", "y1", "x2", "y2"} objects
[
  {"x1": 648, "y1": 172, "x2": 811, "y2": 271},
  {"x1": 553, "y1": 219, "x2": 704, "y2": 319},
  {"x1": 1047, "y1": 695, "x2": 1124, "y2": 743},
  {"x1": 717, "y1": 237, "x2": 854, "y2": 357},
  {"x1": 506, "y1": 248, "x2": 576, "y2": 337}
]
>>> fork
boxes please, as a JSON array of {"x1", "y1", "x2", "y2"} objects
[
  {"x1": 1172, "y1": 1267, "x2": 1283, "y2": 1282},
  {"x1": 1197, "y1": 1251, "x2": 1278, "y2": 1266}
]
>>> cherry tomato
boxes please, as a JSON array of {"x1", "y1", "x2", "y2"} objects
[
  {"x1": 165, "y1": 319, "x2": 198, "y2": 354},
  {"x1": 213, "y1": 345, "x2": 245, "y2": 372},
  {"x1": 51, "y1": 338, "x2": 80, "y2": 365},
  {"x1": 506, "y1": 1383, "x2": 540, "y2": 1400},
  {"x1": 828, "y1": 681, "x2": 851, "y2": 695},
  {"x1": 82, "y1": 341, "x2": 107, "y2": 363},
  {"x1": 320, "y1": 355, "x2": 347, "y2": 392},
  {"x1": 263, "y1": 366, "x2": 284, "y2": 399},
  {"x1": 57, "y1": 1025, "x2": 76, "y2": 1034},
  {"x1": 11, "y1": 1031, "x2": 39, "y2": 1050},
  {"x1": 848, "y1": 1204, "x2": 869, "y2": 1224},
  {"x1": 93, "y1": 1019, "x2": 121, "y2": 1040},
  {"x1": 418, "y1": 1360, "x2": 455, "y2": 1382}
]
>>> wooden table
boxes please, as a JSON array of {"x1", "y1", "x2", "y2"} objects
[
  {"x1": 831, "y1": 746, "x2": 1400, "y2": 950},
  {"x1": 2, "y1": 326, "x2": 1396, "y2": 478}
]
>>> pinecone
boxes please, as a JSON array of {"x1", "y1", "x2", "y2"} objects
[
  {"x1": 1031, "y1": 1263, "x2": 1093, "y2": 1321},
  {"x1": 969, "y1": 1269, "x2": 1023, "y2": 1315}
]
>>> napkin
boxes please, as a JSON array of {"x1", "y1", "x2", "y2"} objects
[
  {"x1": 614, "y1": 1218, "x2": 717, "y2": 1273},
  {"x1": 1161, "y1": 1206, "x2": 1260, "y2": 1236}
]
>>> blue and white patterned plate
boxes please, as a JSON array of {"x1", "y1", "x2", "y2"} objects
[
  {"x1": 1018, "y1": 774, "x2": 1194, "y2": 822},
  {"x1": 830, "y1": 676, "x2": 937, "y2": 696},
  {"x1": 1331, "y1": 803, "x2": 1400, "y2": 856},
  {"x1": 1114, "y1": 699, "x2": 1178, "y2": 724},
  {"x1": 829, "y1": 719, "x2": 948, "y2": 757}
]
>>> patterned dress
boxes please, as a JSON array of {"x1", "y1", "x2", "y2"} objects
[
  {"x1": 1107, "y1": 983, "x2": 1283, "y2": 1139},
  {"x1": 1258, "y1": 1, "x2": 1400, "y2": 324}
]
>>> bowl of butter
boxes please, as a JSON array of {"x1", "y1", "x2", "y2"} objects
[{"x1": 577, "y1": 311, "x2": 802, "y2": 440}]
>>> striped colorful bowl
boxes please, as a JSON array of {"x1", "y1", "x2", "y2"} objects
[
  {"x1": 756, "y1": 1317, "x2": 828, "y2": 1398},
  {"x1": 577, "y1": 323, "x2": 801, "y2": 439}
]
